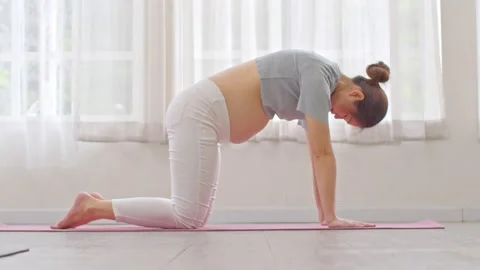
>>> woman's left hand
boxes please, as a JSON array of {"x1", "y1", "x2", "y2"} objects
[{"x1": 325, "y1": 217, "x2": 376, "y2": 228}]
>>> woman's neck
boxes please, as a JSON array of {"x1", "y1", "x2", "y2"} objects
[{"x1": 335, "y1": 74, "x2": 353, "y2": 92}]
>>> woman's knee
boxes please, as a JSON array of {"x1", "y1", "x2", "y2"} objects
[
  {"x1": 172, "y1": 205, "x2": 209, "y2": 229},
  {"x1": 174, "y1": 215, "x2": 206, "y2": 229}
]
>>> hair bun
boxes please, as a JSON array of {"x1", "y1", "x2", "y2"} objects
[{"x1": 366, "y1": 61, "x2": 390, "y2": 84}]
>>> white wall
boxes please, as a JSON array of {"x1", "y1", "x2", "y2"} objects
[{"x1": 1, "y1": 0, "x2": 479, "y2": 224}]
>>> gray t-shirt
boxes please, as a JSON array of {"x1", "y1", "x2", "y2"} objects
[{"x1": 254, "y1": 50, "x2": 341, "y2": 128}]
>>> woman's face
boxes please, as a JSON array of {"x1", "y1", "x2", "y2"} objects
[{"x1": 330, "y1": 88, "x2": 364, "y2": 127}]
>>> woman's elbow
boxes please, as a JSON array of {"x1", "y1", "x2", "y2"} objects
[{"x1": 311, "y1": 150, "x2": 335, "y2": 160}]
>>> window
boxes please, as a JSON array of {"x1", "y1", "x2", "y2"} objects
[{"x1": 0, "y1": 0, "x2": 144, "y2": 122}]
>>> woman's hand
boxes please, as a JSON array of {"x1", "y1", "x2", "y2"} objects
[{"x1": 325, "y1": 217, "x2": 376, "y2": 228}]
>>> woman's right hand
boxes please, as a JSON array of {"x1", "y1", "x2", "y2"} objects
[{"x1": 326, "y1": 217, "x2": 376, "y2": 228}]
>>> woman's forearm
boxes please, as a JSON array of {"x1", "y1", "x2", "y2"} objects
[
  {"x1": 312, "y1": 154, "x2": 337, "y2": 222},
  {"x1": 313, "y1": 177, "x2": 325, "y2": 223},
  {"x1": 311, "y1": 157, "x2": 325, "y2": 222}
]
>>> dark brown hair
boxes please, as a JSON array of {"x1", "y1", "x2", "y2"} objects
[{"x1": 352, "y1": 62, "x2": 390, "y2": 128}]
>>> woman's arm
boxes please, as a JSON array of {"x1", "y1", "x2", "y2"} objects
[
  {"x1": 310, "y1": 153, "x2": 337, "y2": 223},
  {"x1": 310, "y1": 153, "x2": 325, "y2": 224},
  {"x1": 304, "y1": 114, "x2": 375, "y2": 228},
  {"x1": 304, "y1": 114, "x2": 337, "y2": 222}
]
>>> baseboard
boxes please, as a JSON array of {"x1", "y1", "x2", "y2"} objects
[
  {"x1": 0, "y1": 207, "x2": 474, "y2": 225},
  {"x1": 463, "y1": 208, "x2": 480, "y2": 222}
]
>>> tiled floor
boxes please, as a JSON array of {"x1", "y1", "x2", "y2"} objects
[{"x1": 0, "y1": 222, "x2": 479, "y2": 270}]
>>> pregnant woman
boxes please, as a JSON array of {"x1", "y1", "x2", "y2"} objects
[{"x1": 52, "y1": 50, "x2": 390, "y2": 229}]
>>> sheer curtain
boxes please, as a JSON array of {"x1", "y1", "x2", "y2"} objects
[
  {"x1": 0, "y1": 0, "x2": 445, "y2": 168},
  {"x1": 0, "y1": 0, "x2": 155, "y2": 167},
  {"x1": 0, "y1": 0, "x2": 79, "y2": 168}
]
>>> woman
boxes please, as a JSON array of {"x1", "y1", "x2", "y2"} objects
[{"x1": 52, "y1": 50, "x2": 390, "y2": 229}]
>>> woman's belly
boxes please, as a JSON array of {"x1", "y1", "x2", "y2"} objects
[{"x1": 209, "y1": 60, "x2": 270, "y2": 144}]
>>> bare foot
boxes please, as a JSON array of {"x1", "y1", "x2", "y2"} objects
[
  {"x1": 89, "y1": 192, "x2": 105, "y2": 200},
  {"x1": 51, "y1": 192, "x2": 98, "y2": 229}
]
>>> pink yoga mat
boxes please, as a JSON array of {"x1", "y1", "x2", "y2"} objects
[{"x1": 0, "y1": 220, "x2": 443, "y2": 232}]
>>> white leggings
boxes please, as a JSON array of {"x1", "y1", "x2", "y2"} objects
[{"x1": 111, "y1": 79, "x2": 230, "y2": 229}]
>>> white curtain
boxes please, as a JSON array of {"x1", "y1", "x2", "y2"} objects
[
  {"x1": 172, "y1": 0, "x2": 446, "y2": 144},
  {"x1": 0, "y1": 0, "x2": 80, "y2": 168},
  {"x1": 0, "y1": 0, "x2": 445, "y2": 167},
  {"x1": 0, "y1": 0, "x2": 157, "y2": 167}
]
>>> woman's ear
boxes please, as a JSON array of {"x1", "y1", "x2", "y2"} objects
[{"x1": 348, "y1": 89, "x2": 364, "y2": 101}]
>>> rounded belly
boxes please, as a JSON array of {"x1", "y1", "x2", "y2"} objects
[{"x1": 209, "y1": 61, "x2": 270, "y2": 144}]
